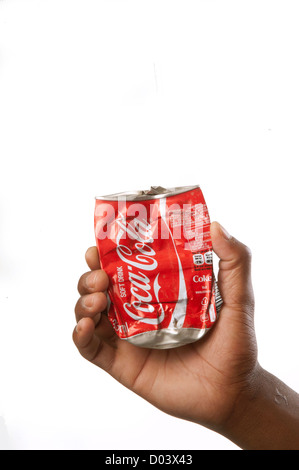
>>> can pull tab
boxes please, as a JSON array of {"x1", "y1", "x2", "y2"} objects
[{"x1": 142, "y1": 186, "x2": 168, "y2": 195}]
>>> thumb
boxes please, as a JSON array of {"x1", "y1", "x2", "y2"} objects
[{"x1": 211, "y1": 222, "x2": 255, "y2": 316}]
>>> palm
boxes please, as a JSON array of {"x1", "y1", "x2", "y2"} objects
[{"x1": 91, "y1": 298, "x2": 255, "y2": 428}]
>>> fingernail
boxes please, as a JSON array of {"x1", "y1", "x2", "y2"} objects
[{"x1": 219, "y1": 223, "x2": 231, "y2": 240}]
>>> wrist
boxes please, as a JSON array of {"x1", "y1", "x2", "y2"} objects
[
  {"x1": 220, "y1": 363, "x2": 299, "y2": 449},
  {"x1": 220, "y1": 362, "x2": 264, "y2": 446}
]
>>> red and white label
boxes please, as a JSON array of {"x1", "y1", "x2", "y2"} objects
[{"x1": 94, "y1": 187, "x2": 218, "y2": 344}]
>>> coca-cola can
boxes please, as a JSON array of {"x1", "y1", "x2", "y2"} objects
[{"x1": 94, "y1": 185, "x2": 222, "y2": 349}]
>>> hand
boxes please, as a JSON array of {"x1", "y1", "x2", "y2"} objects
[{"x1": 73, "y1": 222, "x2": 258, "y2": 433}]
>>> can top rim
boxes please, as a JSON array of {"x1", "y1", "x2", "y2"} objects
[{"x1": 95, "y1": 185, "x2": 200, "y2": 201}]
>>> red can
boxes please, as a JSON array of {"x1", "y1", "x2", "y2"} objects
[{"x1": 94, "y1": 185, "x2": 222, "y2": 349}]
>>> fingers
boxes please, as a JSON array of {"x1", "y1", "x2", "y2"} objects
[
  {"x1": 85, "y1": 246, "x2": 101, "y2": 271},
  {"x1": 76, "y1": 247, "x2": 109, "y2": 324},
  {"x1": 75, "y1": 289, "x2": 117, "y2": 341},
  {"x1": 75, "y1": 291, "x2": 108, "y2": 322},
  {"x1": 74, "y1": 247, "x2": 118, "y2": 355},
  {"x1": 210, "y1": 221, "x2": 254, "y2": 315},
  {"x1": 73, "y1": 317, "x2": 116, "y2": 371},
  {"x1": 77, "y1": 269, "x2": 109, "y2": 296},
  {"x1": 74, "y1": 312, "x2": 118, "y2": 348},
  {"x1": 73, "y1": 246, "x2": 120, "y2": 374}
]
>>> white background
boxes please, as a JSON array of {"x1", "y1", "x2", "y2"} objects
[{"x1": 0, "y1": 0, "x2": 298, "y2": 450}]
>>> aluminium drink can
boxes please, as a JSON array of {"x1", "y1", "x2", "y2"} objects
[{"x1": 94, "y1": 185, "x2": 222, "y2": 349}]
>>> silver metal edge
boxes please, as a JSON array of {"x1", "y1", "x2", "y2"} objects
[
  {"x1": 123, "y1": 327, "x2": 210, "y2": 349},
  {"x1": 95, "y1": 185, "x2": 200, "y2": 201}
]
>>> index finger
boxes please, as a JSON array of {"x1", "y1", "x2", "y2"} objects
[{"x1": 85, "y1": 246, "x2": 101, "y2": 271}]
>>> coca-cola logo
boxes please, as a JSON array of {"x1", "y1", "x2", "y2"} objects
[{"x1": 115, "y1": 213, "x2": 165, "y2": 325}]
